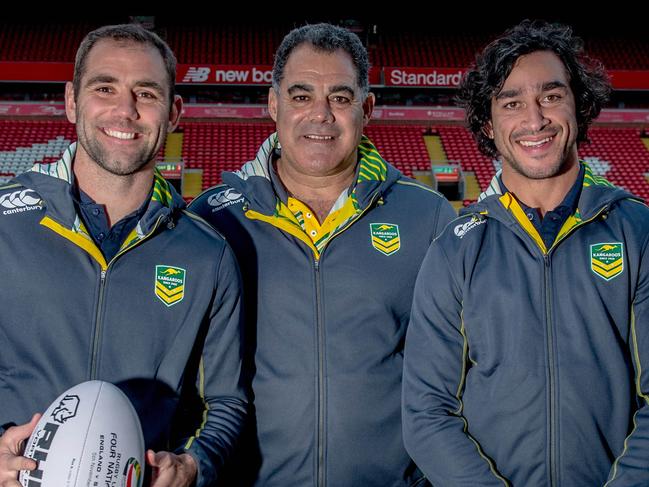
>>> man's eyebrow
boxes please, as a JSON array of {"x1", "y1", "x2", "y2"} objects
[
  {"x1": 84, "y1": 75, "x2": 118, "y2": 86},
  {"x1": 542, "y1": 80, "x2": 568, "y2": 91},
  {"x1": 84, "y1": 76, "x2": 165, "y2": 93},
  {"x1": 495, "y1": 88, "x2": 521, "y2": 100},
  {"x1": 495, "y1": 80, "x2": 569, "y2": 101},
  {"x1": 287, "y1": 83, "x2": 313, "y2": 95},
  {"x1": 329, "y1": 85, "x2": 355, "y2": 97},
  {"x1": 135, "y1": 80, "x2": 166, "y2": 93}
]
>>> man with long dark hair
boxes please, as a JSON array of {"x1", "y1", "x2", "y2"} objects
[{"x1": 403, "y1": 20, "x2": 649, "y2": 486}]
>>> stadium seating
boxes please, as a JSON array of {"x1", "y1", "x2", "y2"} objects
[
  {"x1": 1, "y1": 119, "x2": 647, "y2": 201},
  {"x1": 2, "y1": 21, "x2": 648, "y2": 71}
]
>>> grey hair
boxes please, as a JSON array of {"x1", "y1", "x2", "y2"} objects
[
  {"x1": 272, "y1": 23, "x2": 370, "y2": 99},
  {"x1": 73, "y1": 23, "x2": 177, "y2": 104}
]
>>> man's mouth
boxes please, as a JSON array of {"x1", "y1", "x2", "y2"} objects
[
  {"x1": 517, "y1": 136, "x2": 553, "y2": 148},
  {"x1": 304, "y1": 135, "x2": 335, "y2": 141},
  {"x1": 103, "y1": 128, "x2": 138, "y2": 140}
]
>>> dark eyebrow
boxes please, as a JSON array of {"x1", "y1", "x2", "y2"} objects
[
  {"x1": 84, "y1": 75, "x2": 165, "y2": 94},
  {"x1": 85, "y1": 75, "x2": 118, "y2": 86},
  {"x1": 495, "y1": 88, "x2": 521, "y2": 101},
  {"x1": 136, "y1": 81, "x2": 165, "y2": 94},
  {"x1": 329, "y1": 85, "x2": 355, "y2": 97},
  {"x1": 287, "y1": 83, "x2": 313, "y2": 95},
  {"x1": 542, "y1": 80, "x2": 568, "y2": 91}
]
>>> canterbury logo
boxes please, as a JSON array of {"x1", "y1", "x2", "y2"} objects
[
  {"x1": 207, "y1": 188, "x2": 244, "y2": 212},
  {"x1": 454, "y1": 217, "x2": 485, "y2": 238},
  {"x1": 0, "y1": 189, "x2": 40, "y2": 209}
]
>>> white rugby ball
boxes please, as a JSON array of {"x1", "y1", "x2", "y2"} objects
[{"x1": 20, "y1": 380, "x2": 144, "y2": 487}]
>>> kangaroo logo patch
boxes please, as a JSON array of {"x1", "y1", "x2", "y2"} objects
[
  {"x1": 590, "y1": 243, "x2": 623, "y2": 281},
  {"x1": 155, "y1": 265, "x2": 186, "y2": 306},
  {"x1": 370, "y1": 223, "x2": 400, "y2": 256}
]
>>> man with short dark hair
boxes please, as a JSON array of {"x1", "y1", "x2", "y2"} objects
[
  {"x1": 0, "y1": 24, "x2": 246, "y2": 487},
  {"x1": 402, "y1": 20, "x2": 649, "y2": 486},
  {"x1": 190, "y1": 22, "x2": 455, "y2": 487}
]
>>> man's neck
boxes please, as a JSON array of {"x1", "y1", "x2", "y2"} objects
[
  {"x1": 502, "y1": 161, "x2": 581, "y2": 216},
  {"x1": 73, "y1": 155, "x2": 154, "y2": 227},
  {"x1": 276, "y1": 159, "x2": 357, "y2": 223}
]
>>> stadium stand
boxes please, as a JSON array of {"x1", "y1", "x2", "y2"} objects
[
  {"x1": 1, "y1": 19, "x2": 648, "y2": 202},
  {"x1": 2, "y1": 120, "x2": 648, "y2": 203}
]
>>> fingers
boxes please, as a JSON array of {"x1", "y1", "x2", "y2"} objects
[
  {"x1": 0, "y1": 414, "x2": 41, "y2": 485},
  {"x1": 1, "y1": 415, "x2": 40, "y2": 452},
  {"x1": 147, "y1": 451, "x2": 197, "y2": 487},
  {"x1": 0, "y1": 479, "x2": 25, "y2": 487},
  {"x1": 5, "y1": 454, "x2": 37, "y2": 472}
]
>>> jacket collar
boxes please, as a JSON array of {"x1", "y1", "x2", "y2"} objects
[
  {"x1": 468, "y1": 161, "x2": 636, "y2": 222},
  {"x1": 14, "y1": 142, "x2": 185, "y2": 238},
  {"x1": 222, "y1": 132, "x2": 401, "y2": 216}
]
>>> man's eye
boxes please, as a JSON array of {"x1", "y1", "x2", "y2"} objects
[
  {"x1": 331, "y1": 96, "x2": 351, "y2": 104},
  {"x1": 504, "y1": 101, "x2": 520, "y2": 109}
]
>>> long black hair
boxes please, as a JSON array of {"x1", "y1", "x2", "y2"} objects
[{"x1": 456, "y1": 20, "x2": 611, "y2": 158}]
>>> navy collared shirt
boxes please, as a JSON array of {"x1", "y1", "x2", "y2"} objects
[
  {"x1": 75, "y1": 187, "x2": 151, "y2": 262},
  {"x1": 499, "y1": 164, "x2": 584, "y2": 250}
]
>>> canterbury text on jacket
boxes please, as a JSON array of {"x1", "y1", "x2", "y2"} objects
[
  {"x1": 402, "y1": 163, "x2": 649, "y2": 486},
  {"x1": 0, "y1": 143, "x2": 247, "y2": 487},
  {"x1": 189, "y1": 133, "x2": 456, "y2": 486}
]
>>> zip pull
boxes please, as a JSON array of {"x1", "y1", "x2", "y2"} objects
[
  {"x1": 100, "y1": 269, "x2": 106, "y2": 283},
  {"x1": 314, "y1": 259, "x2": 320, "y2": 271}
]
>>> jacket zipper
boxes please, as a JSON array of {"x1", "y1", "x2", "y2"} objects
[
  {"x1": 499, "y1": 204, "x2": 610, "y2": 487},
  {"x1": 314, "y1": 258, "x2": 326, "y2": 487},
  {"x1": 88, "y1": 215, "x2": 167, "y2": 379},
  {"x1": 543, "y1": 254, "x2": 558, "y2": 487},
  {"x1": 543, "y1": 205, "x2": 610, "y2": 486},
  {"x1": 313, "y1": 193, "x2": 382, "y2": 487}
]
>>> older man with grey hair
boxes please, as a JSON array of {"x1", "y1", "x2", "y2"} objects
[{"x1": 190, "y1": 22, "x2": 454, "y2": 486}]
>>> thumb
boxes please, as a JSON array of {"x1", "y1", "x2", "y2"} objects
[
  {"x1": 145, "y1": 449, "x2": 158, "y2": 467},
  {"x1": 4, "y1": 414, "x2": 41, "y2": 449}
]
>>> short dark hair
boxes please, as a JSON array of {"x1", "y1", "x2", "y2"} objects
[
  {"x1": 272, "y1": 23, "x2": 370, "y2": 99},
  {"x1": 73, "y1": 23, "x2": 177, "y2": 104},
  {"x1": 457, "y1": 19, "x2": 611, "y2": 158}
]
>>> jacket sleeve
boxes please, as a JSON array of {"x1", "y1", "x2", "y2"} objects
[
  {"x1": 181, "y1": 243, "x2": 248, "y2": 487},
  {"x1": 605, "y1": 232, "x2": 649, "y2": 486},
  {"x1": 432, "y1": 198, "x2": 457, "y2": 240},
  {"x1": 402, "y1": 240, "x2": 509, "y2": 487}
]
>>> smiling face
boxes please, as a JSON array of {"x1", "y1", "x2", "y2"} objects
[
  {"x1": 65, "y1": 39, "x2": 182, "y2": 177},
  {"x1": 487, "y1": 50, "x2": 579, "y2": 182},
  {"x1": 268, "y1": 43, "x2": 374, "y2": 180}
]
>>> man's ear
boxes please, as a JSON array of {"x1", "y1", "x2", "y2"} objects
[
  {"x1": 64, "y1": 82, "x2": 77, "y2": 124},
  {"x1": 268, "y1": 87, "x2": 278, "y2": 122},
  {"x1": 168, "y1": 94, "x2": 183, "y2": 132},
  {"x1": 362, "y1": 92, "x2": 375, "y2": 127}
]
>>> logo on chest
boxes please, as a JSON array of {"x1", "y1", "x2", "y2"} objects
[
  {"x1": 590, "y1": 242, "x2": 624, "y2": 281},
  {"x1": 370, "y1": 223, "x2": 400, "y2": 256},
  {"x1": 155, "y1": 265, "x2": 186, "y2": 306}
]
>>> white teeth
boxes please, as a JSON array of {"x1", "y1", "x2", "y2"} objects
[
  {"x1": 105, "y1": 129, "x2": 136, "y2": 140},
  {"x1": 519, "y1": 137, "x2": 552, "y2": 147},
  {"x1": 305, "y1": 135, "x2": 334, "y2": 140}
]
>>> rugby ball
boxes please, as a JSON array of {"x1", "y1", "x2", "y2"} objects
[{"x1": 19, "y1": 380, "x2": 144, "y2": 487}]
